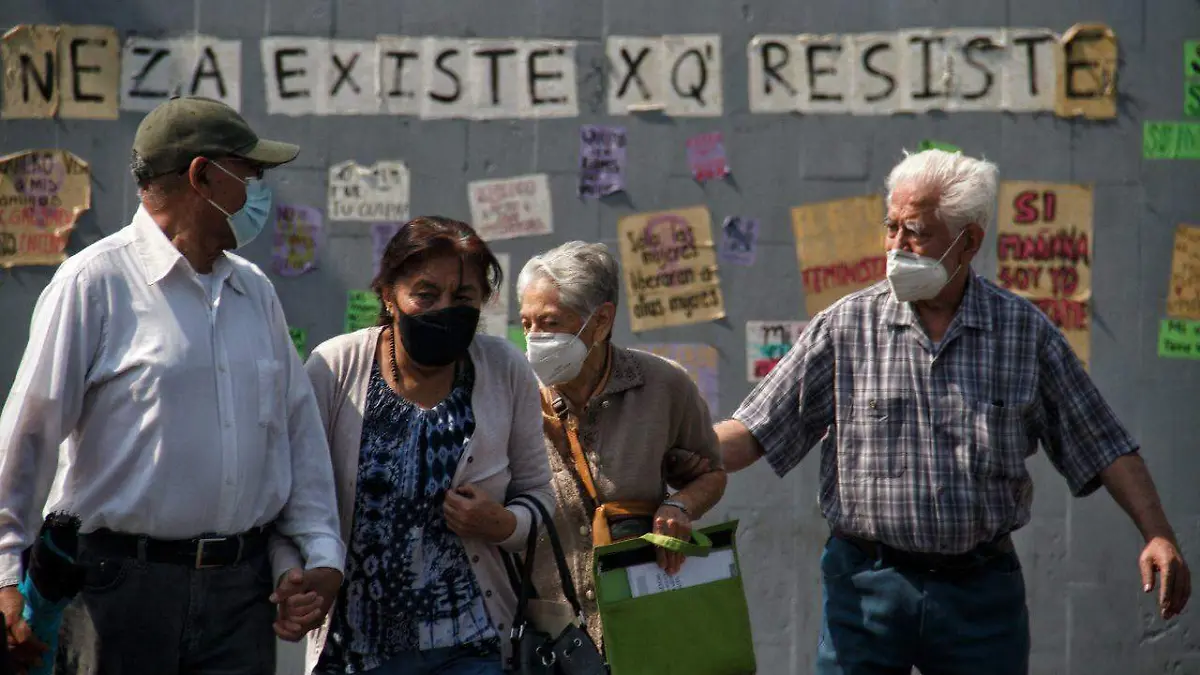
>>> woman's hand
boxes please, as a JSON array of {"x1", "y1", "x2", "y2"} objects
[
  {"x1": 444, "y1": 484, "x2": 517, "y2": 543},
  {"x1": 653, "y1": 504, "x2": 692, "y2": 576}
]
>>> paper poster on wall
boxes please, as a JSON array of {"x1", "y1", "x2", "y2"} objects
[
  {"x1": 1166, "y1": 224, "x2": 1200, "y2": 320},
  {"x1": 685, "y1": 132, "x2": 730, "y2": 182},
  {"x1": 632, "y1": 343, "x2": 719, "y2": 418},
  {"x1": 271, "y1": 204, "x2": 322, "y2": 277},
  {"x1": 1055, "y1": 24, "x2": 1117, "y2": 120},
  {"x1": 1158, "y1": 319, "x2": 1200, "y2": 360},
  {"x1": 718, "y1": 216, "x2": 758, "y2": 267},
  {"x1": 507, "y1": 325, "x2": 527, "y2": 352},
  {"x1": 1186, "y1": 40, "x2": 1200, "y2": 118},
  {"x1": 328, "y1": 160, "x2": 410, "y2": 222},
  {"x1": 478, "y1": 253, "x2": 511, "y2": 338},
  {"x1": 0, "y1": 149, "x2": 91, "y2": 268},
  {"x1": 1144, "y1": 121, "x2": 1200, "y2": 160},
  {"x1": 121, "y1": 36, "x2": 242, "y2": 112},
  {"x1": 467, "y1": 174, "x2": 553, "y2": 241},
  {"x1": 288, "y1": 327, "x2": 308, "y2": 356},
  {"x1": 579, "y1": 125, "x2": 626, "y2": 198},
  {"x1": 1, "y1": 25, "x2": 60, "y2": 118},
  {"x1": 790, "y1": 195, "x2": 886, "y2": 318},
  {"x1": 345, "y1": 290, "x2": 381, "y2": 333},
  {"x1": 371, "y1": 222, "x2": 402, "y2": 276},
  {"x1": 745, "y1": 320, "x2": 809, "y2": 382},
  {"x1": 997, "y1": 181, "x2": 1093, "y2": 367},
  {"x1": 918, "y1": 139, "x2": 961, "y2": 153},
  {"x1": 607, "y1": 35, "x2": 723, "y2": 117},
  {"x1": 617, "y1": 205, "x2": 725, "y2": 332},
  {"x1": 57, "y1": 25, "x2": 121, "y2": 119}
]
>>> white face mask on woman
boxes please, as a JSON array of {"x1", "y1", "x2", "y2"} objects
[
  {"x1": 525, "y1": 312, "x2": 597, "y2": 386},
  {"x1": 885, "y1": 227, "x2": 968, "y2": 302}
]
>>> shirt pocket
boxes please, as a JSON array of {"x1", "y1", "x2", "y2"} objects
[
  {"x1": 965, "y1": 399, "x2": 1029, "y2": 479},
  {"x1": 843, "y1": 394, "x2": 910, "y2": 478},
  {"x1": 256, "y1": 359, "x2": 284, "y2": 428}
]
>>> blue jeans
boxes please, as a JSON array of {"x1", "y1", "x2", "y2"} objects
[
  {"x1": 816, "y1": 536, "x2": 1030, "y2": 675},
  {"x1": 359, "y1": 644, "x2": 504, "y2": 675}
]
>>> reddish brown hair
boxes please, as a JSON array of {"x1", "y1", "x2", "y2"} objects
[{"x1": 370, "y1": 216, "x2": 503, "y2": 324}]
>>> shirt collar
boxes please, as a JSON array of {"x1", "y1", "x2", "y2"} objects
[
  {"x1": 132, "y1": 206, "x2": 245, "y2": 294},
  {"x1": 600, "y1": 344, "x2": 645, "y2": 396},
  {"x1": 882, "y1": 270, "x2": 994, "y2": 332}
]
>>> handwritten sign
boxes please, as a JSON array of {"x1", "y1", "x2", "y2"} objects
[
  {"x1": 289, "y1": 327, "x2": 308, "y2": 356},
  {"x1": 918, "y1": 139, "x2": 961, "y2": 153},
  {"x1": 371, "y1": 222, "x2": 402, "y2": 277},
  {"x1": 685, "y1": 132, "x2": 730, "y2": 182},
  {"x1": 997, "y1": 181, "x2": 1093, "y2": 367},
  {"x1": 579, "y1": 125, "x2": 626, "y2": 198},
  {"x1": 618, "y1": 206, "x2": 725, "y2": 332},
  {"x1": 718, "y1": 216, "x2": 759, "y2": 266},
  {"x1": 1158, "y1": 319, "x2": 1200, "y2": 360},
  {"x1": 508, "y1": 325, "x2": 527, "y2": 352},
  {"x1": 1143, "y1": 121, "x2": 1200, "y2": 159},
  {"x1": 1186, "y1": 40, "x2": 1200, "y2": 118},
  {"x1": 790, "y1": 195, "x2": 885, "y2": 318},
  {"x1": 633, "y1": 343, "x2": 719, "y2": 418},
  {"x1": 1166, "y1": 225, "x2": 1200, "y2": 319},
  {"x1": 271, "y1": 205, "x2": 322, "y2": 277},
  {"x1": 745, "y1": 320, "x2": 809, "y2": 382},
  {"x1": 478, "y1": 253, "x2": 511, "y2": 338},
  {"x1": 328, "y1": 160, "x2": 410, "y2": 222},
  {"x1": 1055, "y1": 24, "x2": 1118, "y2": 120},
  {"x1": 345, "y1": 290, "x2": 381, "y2": 333},
  {"x1": 0, "y1": 149, "x2": 91, "y2": 268},
  {"x1": 467, "y1": 173, "x2": 553, "y2": 241}
]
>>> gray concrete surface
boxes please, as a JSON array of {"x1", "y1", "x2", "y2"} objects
[{"x1": 2, "y1": 1, "x2": 1200, "y2": 673}]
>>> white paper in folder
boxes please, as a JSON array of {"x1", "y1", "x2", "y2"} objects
[{"x1": 626, "y1": 548, "x2": 737, "y2": 599}]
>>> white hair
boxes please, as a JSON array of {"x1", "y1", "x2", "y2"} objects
[
  {"x1": 517, "y1": 241, "x2": 621, "y2": 316},
  {"x1": 884, "y1": 149, "x2": 999, "y2": 233}
]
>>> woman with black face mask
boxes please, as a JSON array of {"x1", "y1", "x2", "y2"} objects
[{"x1": 268, "y1": 216, "x2": 554, "y2": 675}]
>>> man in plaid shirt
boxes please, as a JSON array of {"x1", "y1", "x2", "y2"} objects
[{"x1": 718, "y1": 150, "x2": 1190, "y2": 674}]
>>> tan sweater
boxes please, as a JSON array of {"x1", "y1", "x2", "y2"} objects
[
  {"x1": 268, "y1": 326, "x2": 554, "y2": 672},
  {"x1": 531, "y1": 345, "x2": 723, "y2": 647}
]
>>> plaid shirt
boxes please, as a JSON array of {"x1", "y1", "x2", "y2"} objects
[{"x1": 733, "y1": 273, "x2": 1137, "y2": 554}]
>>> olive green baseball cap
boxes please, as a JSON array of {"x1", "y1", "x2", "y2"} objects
[{"x1": 133, "y1": 96, "x2": 299, "y2": 177}]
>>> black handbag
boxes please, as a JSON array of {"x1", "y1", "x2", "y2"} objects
[{"x1": 506, "y1": 496, "x2": 608, "y2": 675}]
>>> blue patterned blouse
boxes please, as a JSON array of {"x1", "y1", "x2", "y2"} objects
[{"x1": 317, "y1": 359, "x2": 499, "y2": 674}]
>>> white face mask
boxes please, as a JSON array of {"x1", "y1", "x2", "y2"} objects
[
  {"x1": 885, "y1": 228, "x2": 968, "y2": 302},
  {"x1": 525, "y1": 312, "x2": 598, "y2": 386}
]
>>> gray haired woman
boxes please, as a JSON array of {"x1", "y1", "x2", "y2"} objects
[{"x1": 516, "y1": 240, "x2": 726, "y2": 646}]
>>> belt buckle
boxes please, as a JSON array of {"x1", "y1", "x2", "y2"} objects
[{"x1": 194, "y1": 537, "x2": 229, "y2": 569}]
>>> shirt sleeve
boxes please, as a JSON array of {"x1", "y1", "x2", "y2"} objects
[
  {"x1": 1037, "y1": 327, "x2": 1138, "y2": 497},
  {"x1": 267, "y1": 293, "x2": 346, "y2": 573},
  {"x1": 732, "y1": 313, "x2": 836, "y2": 478},
  {"x1": 665, "y1": 364, "x2": 723, "y2": 482},
  {"x1": 0, "y1": 267, "x2": 102, "y2": 587},
  {"x1": 499, "y1": 350, "x2": 555, "y2": 553}
]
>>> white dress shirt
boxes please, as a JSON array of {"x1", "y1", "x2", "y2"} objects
[{"x1": 0, "y1": 206, "x2": 344, "y2": 586}]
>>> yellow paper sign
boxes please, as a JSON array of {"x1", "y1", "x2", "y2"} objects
[
  {"x1": 2, "y1": 25, "x2": 61, "y2": 119},
  {"x1": 617, "y1": 205, "x2": 725, "y2": 332},
  {"x1": 996, "y1": 181, "x2": 1093, "y2": 367},
  {"x1": 57, "y1": 24, "x2": 120, "y2": 120},
  {"x1": 1055, "y1": 23, "x2": 1118, "y2": 120},
  {"x1": 1166, "y1": 224, "x2": 1200, "y2": 320},
  {"x1": 0, "y1": 149, "x2": 91, "y2": 268},
  {"x1": 790, "y1": 195, "x2": 886, "y2": 318}
]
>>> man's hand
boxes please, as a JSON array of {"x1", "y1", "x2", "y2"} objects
[
  {"x1": 270, "y1": 567, "x2": 343, "y2": 641},
  {"x1": 444, "y1": 485, "x2": 516, "y2": 543},
  {"x1": 1140, "y1": 536, "x2": 1191, "y2": 620},
  {"x1": 653, "y1": 505, "x2": 692, "y2": 577},
  {"x1": 0, "y1": 585, "x2": 48, "y2": 672}
]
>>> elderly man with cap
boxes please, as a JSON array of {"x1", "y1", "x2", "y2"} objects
[{"x1": 0, "y1": 96, "x2": 344, "y2": 674}]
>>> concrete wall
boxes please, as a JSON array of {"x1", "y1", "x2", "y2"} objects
[{"x1": 2, "y1": 1, "x2": 1199, "y2": 673}]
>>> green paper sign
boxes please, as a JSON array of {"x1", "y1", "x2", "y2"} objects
[
  {"x1": 918, "y1": 139, "x2": 961, "y2": 153},
  {"x1": 345, "y1": 290, "x2": 381, "y2": 333},
  {"x1": 1158, "y1": 319, "x2": 1200, "y2": 360},
  {"x1": 1187, "y1": 83, "x2": 1200, "y2": 119},
  {"x1": 507, "y1": 325, "x2": 527, "y2": 352},
  {"x1": 288, "y1": 327, "x2": 307, "y2": 356},
  {"x1": 1143, "y1": 121, "x2": 1200, "y2": 159},
  {"x1": 1186, "y1": 40, "x2": 1200, "y2": 79}
]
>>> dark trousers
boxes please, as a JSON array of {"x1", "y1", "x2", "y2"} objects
[
  {"x1": 816, "y1": 536, "x2": 1030, "y2": 675},
  {"x1": 55, "y1": 547, "x2": 276, "y2": 675}
]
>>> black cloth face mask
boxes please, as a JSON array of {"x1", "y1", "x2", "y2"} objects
[{"x1": 396, "y1": 305, "x2": 481, "y2": 367}]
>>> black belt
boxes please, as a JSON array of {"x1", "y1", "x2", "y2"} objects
[
  {"x1": 80, "y1": 528, "x2": 267, "y2": 569},
  {"x1": 832, "y1": 530, "x2": 1014, "y2": 574}
]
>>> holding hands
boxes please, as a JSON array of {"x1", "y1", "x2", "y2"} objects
[{"x1": 270, "y1": 567, "x2": 343, "y2": 642}]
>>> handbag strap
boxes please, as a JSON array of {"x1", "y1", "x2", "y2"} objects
[
  {"x1": 508, "y1": 495, "x2": 588, "y2": 638},
  {"x1": 544, "y1": 395, "x2": 602, "y2": 508}
]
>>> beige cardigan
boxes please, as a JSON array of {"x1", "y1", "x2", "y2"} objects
[{"x1": 268, "y1": 326, "x2": 554, "y2": 672}]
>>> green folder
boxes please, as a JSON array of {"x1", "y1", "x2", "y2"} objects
[{"x1": 593, "y1": 520, "x2": 756, "y2": 675}]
